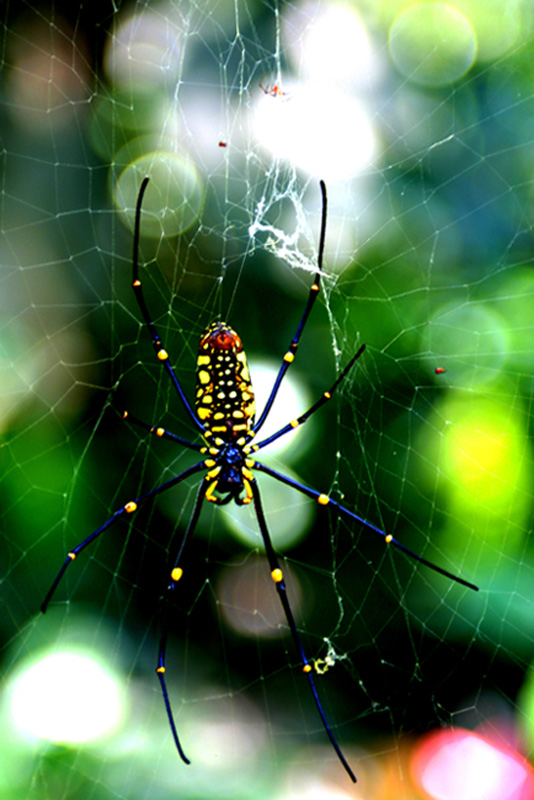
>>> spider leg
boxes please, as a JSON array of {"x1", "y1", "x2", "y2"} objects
[
  {"x1": 122, "y1": 410, "x2": 203, "y2": 452},
  {"x1": 253, "y1": 462, "x2": 479, "y2": 592},
  {"x1": 40, "y1": 460, "x2": 207, "y2": 613},
  {"x1": 250, "y1": 477, "x2": 357, "y2": 783},
  {"x1": 132, "y1": 177, "x2": 205, "y2": 434},
  {"x1": 253, "y1": 343, "x2": 366, "y2": 452},
  {"x1": 253, "y1": 180, "x2": 328, "y2": 436},
  {"x1": 155, "y1": 477, "x2": 209, "y2": 766}
]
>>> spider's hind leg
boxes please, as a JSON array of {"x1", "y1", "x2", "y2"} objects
[{"x1": 249, "y1": 477, "x2": 357, "y2": 783}]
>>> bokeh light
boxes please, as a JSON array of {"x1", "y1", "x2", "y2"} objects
[
  {"x1": 114, "y1": 144, "x2": 204, "y2": 237},
  {"x1": 217, "y1": 555, "x2": 305, "y2": 639},
  {"x1": 5, "y1": 15, "x2": 90, "y2": 129},
  {"x1": 9, "y1": 649, "x2": 126, "y2": 745},
  {"x1": 284, "y1": 0, "x2": 381, "y2": 88},
  {"x1": 253, "y1": 82, "x2": 376, "y2": 180},
  {"x1": 423, "y1": 302, "x2": 509, "y2": 386},
  {"x1": 418, "y1": 392, "x2": 531, "y2": 564},
  {"x1": 388, "y1": 3, "x2": 477, "y2": 87},
  {"x1": 411, "y1": 728, "x2": 534, "y2": 800},
  {"x1": 103, "y1": 10, "x2": 183, "y2": 91}
]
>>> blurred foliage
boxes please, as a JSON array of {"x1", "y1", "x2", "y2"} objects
[{"x1": 2, "y1": 0, "x2": 534, "y2": 798}]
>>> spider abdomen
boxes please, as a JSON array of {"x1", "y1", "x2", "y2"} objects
[{"x1": 195, "y1": 321, "x2": 256, "y2": 439}]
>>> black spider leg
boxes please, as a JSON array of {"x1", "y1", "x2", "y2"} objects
[
  {"x1": 253, "y1": 343, "x2": 366, "y2": 452},
  {"x1": 132, "y1": 176, "x2": 205, "y2": 435},
  {"x1": 253, "y1": 180, "x2": 328, "y2": 436},
  {"x1": 40, "y1": 461, "x2": 207, "y2": 614},
  {"x1": 250, "y1": 478, "x2": 357, "y2": 783},
  {"x1": 122, "y1": 410, "x2": 204, "y2": 452},
  {"x1": 156, "y1": 478, "x2": 210, "y2": 766},
  {"x1": 253, "y1": 462, "x2": 478, "y2": 592}
]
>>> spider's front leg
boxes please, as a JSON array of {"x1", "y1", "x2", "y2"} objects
[
  {"x1": 132, "y1": 177, "x2": 205, "y2": 434},
  {"x1": 253, "y1": 180, "x2": 328, "y2": 435}
]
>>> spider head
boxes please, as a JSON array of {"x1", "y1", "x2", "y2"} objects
[
  {"x1": 195, "y1": 320, "x2": 256, "y2": 440},
  {"x1": 200, "y1": 321, "x2": 243, "y2": 353}
]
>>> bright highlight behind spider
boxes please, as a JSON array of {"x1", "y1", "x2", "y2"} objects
[{"x1": 9, "y1": 649, "x2": 126, "y2": 745}]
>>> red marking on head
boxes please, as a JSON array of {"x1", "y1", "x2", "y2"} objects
[
  {"x1": 218, "y1": 141, "x2": 227, "y2": 147},
  {"x1": 435, "y1": 367, "x2": 446, "y2": 374},
  {"x1": 204, "y1": 325, "x2": 241, "y2": 351}
]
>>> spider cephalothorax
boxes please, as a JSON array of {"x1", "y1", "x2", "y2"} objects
[
  {"x1": 202, "y1": 441, "x2": 255, "y2": 505},
  {"x1": 41, "y1": 176, "x2": 478, "y2": 784}
]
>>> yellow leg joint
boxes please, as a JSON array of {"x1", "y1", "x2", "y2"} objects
[
  {"x1": 157, "y1": 349, "x2": 169, "y2": 361},
  {"x1": 317, "y1": 494, "x2": 330, "y2": 506},
  {"x1": 156, "y1": 427, "x2": 165, "y2": 437},
  {"x1": 133, "y1": 279, "x2": 141, "y2": 287},
  {"x1": 125, "y1": 501, "x2": 138, "y2": 513},
  {"x1": 271, "y1": 568, "x2": 283, "y2": 583},
  {"x1": 171, "y1": 567, "x2": 183, "y2": 582},
  {"x1": 68, "y1": 552, "x2": 76, "y2": 561},
  {"x1": 242, "y1": 478, "x2": 253, "y2": 505},
  {"x1": 385, "y1": 534, "x2": 393, "y2": 544},
  {"x1": 205, "y1": 480, "x2": 219, "y2": 502},
  {"x1": 303, "y1": 663, "x2": 312, "y2": 673},
  {"x1": 156, "y1": 666, "x2": 165, "y2": 674},
  {"x1": 284, "y1": 351, "x2": 295, "y2": 363}
]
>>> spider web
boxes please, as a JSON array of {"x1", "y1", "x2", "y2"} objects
[{"x1": 2, "y1": 0, "x2": 534, "y2": 797}]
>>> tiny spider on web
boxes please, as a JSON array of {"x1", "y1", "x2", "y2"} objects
[
  {"x1": 41, "y1": 177, "x2": 478, "y2": 783},
  {"x1": 259, "y1": 75, "x2": 289, "y2": 99}
]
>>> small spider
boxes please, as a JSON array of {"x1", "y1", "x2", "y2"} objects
[
  {"x1": 259, "y1": 76, "x2": 289, "y2": 99},
  {"x1": 41, "y1": 178, "x2": 478, "y2": 783}
]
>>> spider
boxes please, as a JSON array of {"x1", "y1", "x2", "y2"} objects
[
  {"x1": 259, "y1": 76, "x2": 289, "y2": 99},
  {"x1": 41, "y1": 177, "x2": 478, "y2": 783}
]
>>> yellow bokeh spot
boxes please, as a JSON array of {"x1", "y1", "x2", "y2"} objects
[
  {"x1": 441, "y1": 398, "x2": 525, "y2": 506},
  {"x1": 427, "y1": 392, "x2": 532, "y2": 561}
]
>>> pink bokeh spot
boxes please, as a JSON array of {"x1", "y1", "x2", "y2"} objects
[{"x1": 411, "y1": 728, "x2": 534, "y2": 800}]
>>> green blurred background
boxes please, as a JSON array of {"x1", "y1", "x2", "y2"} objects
[{"x1": 2, "y1": 1, "x2": 534, "y2": 798}]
